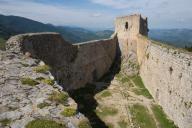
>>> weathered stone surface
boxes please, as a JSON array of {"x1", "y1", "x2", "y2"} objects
[
  {"x1": 115, "y1": 14, "x2": 192, "y2": 128},
  {"x1": 139, "y1": 38, "x2": 192, "y2": 128},
  {"x1": 0, "y1": 51, "x2": 82, "y2": 128},
  {"x1": 115, "y1": 14, "x2": 148, "y2": 58},
  {"x1": 2, "y1": 14, "x2": 192, "y2": 128},
  {"x1": 6, "y1": 32, "x2": 118, "y2": 90}
]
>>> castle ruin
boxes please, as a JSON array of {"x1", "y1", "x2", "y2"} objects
[{"x1": 6, "y1": 14, "x2": 192, "y2": 128}]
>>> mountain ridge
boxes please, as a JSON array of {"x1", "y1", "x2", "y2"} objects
[
  {"x1": 0, "y1": 14, "x2": 113, "y2": 43},
  {"x1": 1, "y1": 14, "x2": 192, "y2": 48},
  {"x1": 149, "y1": 29, "x2": 192, "y2": 47}
]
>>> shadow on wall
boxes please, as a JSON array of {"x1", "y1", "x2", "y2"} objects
[
  {"x1": 6, "y1": 33, "x2": 121, "y2": 127},
  {"x1": 68, "y1": 42, "x2": 121, "y2": 128}
]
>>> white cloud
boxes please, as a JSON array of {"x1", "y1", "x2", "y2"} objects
[
  {"x1": 91, "y1": 13, "x2": 102, "y2": 17},
  {"x1": 0, "y1": 0, "x2": 192, "y2": 28},
  {"x1": 89, "y1": 0, "x2": 167, "y2": 9},
  {"x1": 89, "y1": 0, "x2": 192, "y2": 28}
]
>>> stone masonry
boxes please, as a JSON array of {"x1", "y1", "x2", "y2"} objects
[
  {"x1": 6, "y1": 32, "x2": 117, "y2": 90},
  {"x1": 115, "y1": 14, "x2": 192, "y2": 128},
  {"x1": 4, "y1": 14, "x2": 192, "y2": 128}
]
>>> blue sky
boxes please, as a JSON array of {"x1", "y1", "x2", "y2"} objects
[{"x1": 0, "y1": 0, "x2": 192, "y2": 29}]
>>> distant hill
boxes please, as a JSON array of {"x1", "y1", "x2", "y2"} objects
[
  {"x1": 0, "y1": 14, "x2": 113, "y2": 43},
  {"x1": 149, "y1": 29, "x2": 192, "y2": 48},
  {"x1": 2, "y1": 14, "x2": 192, "y2": 49}
]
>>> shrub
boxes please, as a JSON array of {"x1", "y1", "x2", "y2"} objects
[
  {"x1": 48, "y1": 91, "x2": 69, "y2": 105},
  {"x1": 78, "y1": 120, "x2": 92, "y2": 128},
  {"x1": 0, "y1": 119, "x2": 11, "y2": 126},
  {"x1": 21, "y1": 77, "x2": 39, "y2": 86},
  {"x1": 33, "y1": 65, "x2": 50, "y2": 73},
  {"x1": 36, "y1": 77, "x2": 54, "y2": 85},
  {"x1": 36, "y1": 77, "x2": 45, "y2": 81},
  {"x1": 25, "y1": 119, "x2": 65, "y2": 128},
  {"x1": 37, "y1": 102, "x2": 51, "y2": 109},
  {"x1": 42, "y1": 79, "x2": 54, "y2": 85},
  {"x1": 61, "y1": 107, "x2": 76, "y2": 117}
]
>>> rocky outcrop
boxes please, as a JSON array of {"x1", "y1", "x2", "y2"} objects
[
  {"x1": 6, "y1": 33, "x2": 118, "y2": 90},
  {"x1": 0, "y1": 51, "x2": 85, "y2": 128}
]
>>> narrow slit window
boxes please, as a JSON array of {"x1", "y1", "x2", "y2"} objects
[{"x1": 125, "y1": 22, "x2": 128, "y2": 30}]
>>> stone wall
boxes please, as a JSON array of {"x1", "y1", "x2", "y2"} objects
[
  {"x1": 115, "y1": 14, "x2": 148, "y2": 58},
  {"x1": 115, "y1": 14, "x2": 192, "y2": 128},
  {"x1": 138, "y1": 36, "x2": 192, "y2": 128},
  {"x1": 6, "y1": 32, "x2": 117, "y2": 90},
  {"x1": 6, "y1": 14, "x2": 192, "y2": 128}
]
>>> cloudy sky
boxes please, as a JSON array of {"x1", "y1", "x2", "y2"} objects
[{"x1": 0, "y1": 0, "x2": 191, "y2": 29}]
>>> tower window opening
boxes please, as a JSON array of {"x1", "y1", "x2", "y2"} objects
[{"x1": 125, "y1": 22, "x2": 128, "y2": 30}]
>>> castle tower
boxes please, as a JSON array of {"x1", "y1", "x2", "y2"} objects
[{"x1": 115, "y1": 14, "x2": 148, "y2": 57}]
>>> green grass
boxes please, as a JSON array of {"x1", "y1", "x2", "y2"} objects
[
  {"x1": 116, "y1": 73, "x2": 130, "y2": 84},
  {"x1": 131, "y1": 76, "x2": 152, "y2": 99},
  {"x1": 0, "y1": 119, "x2": 11, "y2": 126},
  {"x1": 25, "y1": 119, "x2": 65, "y2": 128},
  {"x1": 36, "y1": 77, "x2": 45, "y2": 81},
  {"x1": 42, "y1": 79, "x2": 54, "y2": 85},
  {"x1": 78, "y1": 120, "x2": 92, "y2": 128},
  {"x1": 121, "y1": 76, "x2": 130, "y2": 84},
  {"x1": 115, "y1": 73, "x2": 124, "y2": 80},
  {"x1": 37, "y1": 102, "x2": 51, "y2": 109},
  {"x1": 95, "y1": 106, "x2": 118, "y2": 118},
  {"x1": 33, "y1": 65, "x2": 50, "y2": 73},
  {"x1": 61, "y1": 107, "x2": 76, "y2": 117},
  {"x1": 133, "y1": 88, "x2": 153, "y2": 99},
  {"x1": 151, "y1": 104, "x2": 178, "y2": 128},
  {"x1": 118, "y1": 120, "x2": 128, "y2": 128},
  {"x1": 0, "y1": 37, "x2": 6, "y2": 50},
  {"x1": 99, "y1": 90, "x2": 112, "y2": 98},
  {"x1": 131, "y1": 76, "x2": 145, "y2": 88},
  {"x1": 36, "y1": 77, "x2": 54, "y2": 85},
  {"x1": 21, "y1": 77, "x2": 39, "y2": 86},
  {"x1": 48, "y1": 91, "x2": 69, "y2": 105},
  {"x1": 130, "y1": 104, "x2": 156, "y2": 128}
]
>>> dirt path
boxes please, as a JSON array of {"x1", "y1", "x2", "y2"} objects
[{"x1": 94, "y1": 74, "x2": 160, "y2": 128}]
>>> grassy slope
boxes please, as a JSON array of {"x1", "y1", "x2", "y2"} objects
[
  {"x1": 0, "y1": 37, "x2": 6, "y2": 50},
  {"x1": 151, "y1": 104, "x2": 178, "y2": 128},
  {"x1": 130, "y1": 104, "x2": 156, "y2": 128}
]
